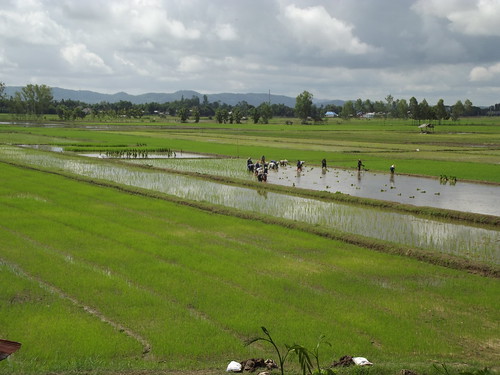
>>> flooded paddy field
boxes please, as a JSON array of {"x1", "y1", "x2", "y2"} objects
[
  {"x1": 18, "y1": 144, "x2": 210, "y2": 159},
  {"x1": 127, "y1": 157, "x2": 500, "y2": 217},
  {"x1": 1, "y1": 145, "x2": 498, "y2": 265}
]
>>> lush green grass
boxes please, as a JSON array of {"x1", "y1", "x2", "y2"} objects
[
  {"x1": 0, "y1": 161, "x2": 498, "y2": 375},
  {"x1": 1, "y1": 117, "x2": 498, "y2": 182},
  {"x1": 0, "y1": 117, "x2": 499, "y2": 374}
]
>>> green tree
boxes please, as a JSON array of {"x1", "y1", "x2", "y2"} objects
[
  {"x1": 19, "y1": 84, "x2": 53, "y2": 118},
  {"x1": 464, "y1": 99, "x2": 473, "y2": 116},
  {"x1": 251, "y1": 108, "x2": 260, "y2": 124},
  {"x1": 395, "y1": 99, "x2": 408, "y2": 119},
  {"x1": 354, "y1": 98, "x2": 363, "y2": 114},
  {"x1": 232, "y1": 108, "x2": 242, "y2": 124},
  {"x1": 259, "y1": 102, "x2": 272, "y2": 124},
  {"x1": 178, "y1": 107, "x2": 189, "y2": 122},
  {"x1": 409, "y1": 96, "x2": 419, "y2": 123},
  {"x1": 434, "y1": 99, "x2": 448, "y2": 124},
  {"x1": 341, "y1": 100, "x2": 355, "y2": 119},
  {"x1": 11, "y1": 92, "x2": 27, "y2": 118},
  {"x1": 215, "y1": 108, "x2": 229, "y2": 123},
  {"x1": 373, "y1": 100, "x2": 386, "y2": 113},
  {"x1": 363, "y1": 99, "x2": 374, "y2": 113},
  {"x1": 215, "y1": 108, "x2": 224, "y2": 123},
  {"x1": 0, "y1": 82, "x2": 7, "y2": 113},
  {"x1": 451, "y1": 100, "x2": 464, "y2": 121},
  {"x1": 295, "y1": 90, "x2": 313, "y2": 124},
  {"x1": 385, "y1": 94, "x2": 395, "y2": 116},
  {"x1": 192, "y1": 107, "x2": 200, "y2": 123},
  {"x1": 419, "y1": 99, "x2": 431, "y2": 121}
]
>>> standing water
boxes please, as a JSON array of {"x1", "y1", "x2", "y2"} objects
[{"x1": 1, "y1": 146, "x2": 498, "y2": 265}]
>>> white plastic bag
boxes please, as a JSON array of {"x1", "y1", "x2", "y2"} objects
[
  {"x1": 226, "y1": 360, "x2": 242, "y2": 372},
  {"x1": 352, "y1": 357, "x2": 373, "y2": 366}
]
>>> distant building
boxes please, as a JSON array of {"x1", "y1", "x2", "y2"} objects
[{"x1": 325, "y1": 111, "x2": 338, "y2": 117}]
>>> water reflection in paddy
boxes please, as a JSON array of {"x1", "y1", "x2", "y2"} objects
[
  {"x1": 2, "y1": 146, "x2": 498, "y2": 265},
  {"x1": 127, "y1": 158, "x2": 500, "y2": 217}
]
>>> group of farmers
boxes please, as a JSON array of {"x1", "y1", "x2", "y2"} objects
[{"x1": 247, "y1": 157, "x2": 396, "y2": 182}]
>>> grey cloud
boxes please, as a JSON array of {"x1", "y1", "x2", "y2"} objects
[{"x1": 0, "y1": 0, "x2": 499, "y2": 105}]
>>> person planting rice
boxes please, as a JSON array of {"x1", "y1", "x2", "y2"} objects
[
  {"x1": 297, "y1": 160, "x2": 304, "y2": 172},
  {"x1": 357, "y1": 159, "x2": 364, "y2": 171}
]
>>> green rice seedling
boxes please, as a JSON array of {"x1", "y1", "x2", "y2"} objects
[
  {"x1": 0, "y1": 146, "x2": 498, "y2": 265},
  {"x1": 308, "y1": 335, "x2": 334, "y2": 375},
  {"x1": 0, "y1": 121, "x2": 499, "y2": 374},
  {"x1": 245, "y1": 326, "x2": 308, "y2": 375}
]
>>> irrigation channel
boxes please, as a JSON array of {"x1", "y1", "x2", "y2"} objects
[{"x1": 1, "y1": 145, "x2": 498, "y2": 265}]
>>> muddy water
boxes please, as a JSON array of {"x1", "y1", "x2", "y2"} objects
[
  {"x1": 267, "y1": 166, "x2": 500, "y2": 217},
  {"x1": 17, "y1": 146, "x2": 500, "y2": 216},
  {"x1": 78, "y1": 152, "x2": 210, "y2": 159},
  {"x1": 127, "y1": 158, "x2": 500, "y2": 217},
  {"x1": 18, "y1": 145, "x2": 209, "y2": 159},
  {"x1": 1, "y1": 146, "x2": 498, "y2": 265}
]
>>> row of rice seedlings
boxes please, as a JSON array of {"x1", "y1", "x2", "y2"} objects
[
  {"x1": 3, "y1": 159, "x2": 492, "y2": 264},
  {"x1": 1, "y1": 162, "x2": 499, "y2": 370},
  {"x1": 128, "y1": 158, "x2": 252, "y2": 179},
  {"x1": 0, "y1": 174, "x2": 302, "y2": 357},
  {"x1": 0, "y1": 166, "x2": 422, "y2": 346},
  {"x1": 102, "y1": 147, "x2": 175, "y2": 159},
  {"x1": 0, "y1": 145, "x2": 497, "y2": 264},
  {"x1": 0, "y1": 260, "x2": 142, "y2": 367},
  {"x1": 0, "y1": 218, "x2": 444, "y2": 365},
  {"x1": 0, "y1": 148, "x2": 495, "y2": 266},
  {"x1": 0, "y1": 224, "x2": 242, "y2": 363}
]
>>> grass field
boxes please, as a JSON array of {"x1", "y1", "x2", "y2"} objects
[
  {"x1": 1, "y1": 116, "x2": 499, "y2": 183},
  {"x1": 0, "y1": 117, "x2": 499, "y2": 375}
]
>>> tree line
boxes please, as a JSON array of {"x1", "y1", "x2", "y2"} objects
[{"x1": 0, "y1": 83, "x2": 496, "y2": 124}]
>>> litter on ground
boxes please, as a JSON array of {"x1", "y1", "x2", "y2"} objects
[
  {"x1": 0, "y1": 339, "x2": 21, "y2": 361},
  {"x1": 331, "y1": 355, "x2": 373, "y2": 367},
  {"x1": 226, "y1": 358, "x2": 278, "y2": 372}
]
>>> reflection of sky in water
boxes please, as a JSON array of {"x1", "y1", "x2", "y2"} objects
[
  {"x1": 276, "y1": 167, "x2": 500, "y2": 217},
  {"x1": 1, "y1": 146, "x2": 498, "y2": 265},
  {"x1": 127, "y1": 158, "x2": 500, "y2": 216}
]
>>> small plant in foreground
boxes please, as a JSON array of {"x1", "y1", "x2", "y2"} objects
[
  {"x1": 245, "y1": 326, "x2": 299, "y2": 375},
  {"x1": 245, "y1": 327, "x2": 312, "y2": 375},
  {"x1": 308, "y1": 334, "x2": 334, "y2": 375},
  {"x1": 245, "y1": 327, "x2": 335, "y2": 375}
]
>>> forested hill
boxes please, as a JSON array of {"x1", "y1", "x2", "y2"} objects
[{"x1": 4, "y1": 86, "x2": 344, "y2": 107}]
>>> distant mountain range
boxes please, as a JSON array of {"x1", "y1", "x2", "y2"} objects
[{"x1": 4, "y1": 86, "x2": 344, "y2": 107}]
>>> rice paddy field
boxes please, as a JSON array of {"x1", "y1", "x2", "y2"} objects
[{"x1": 0, "y1": 116, "x2": 499, "y2": 375}]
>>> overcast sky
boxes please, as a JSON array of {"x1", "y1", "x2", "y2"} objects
[{"x1": 1, "y1": 0, "x2": 499, "y2": 106}]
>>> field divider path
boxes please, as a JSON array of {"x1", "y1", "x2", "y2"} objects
[
  {"x1": 0, "y1": 256, "x2": 152, "y2": 357},
  {"x1": 0, "y1": 157, "x2": 498, "y2": 277},
  {"x1": 0, "y1": 218, "x2": 255, "y2": 348}
]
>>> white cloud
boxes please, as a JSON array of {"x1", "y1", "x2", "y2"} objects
[
  {"x1": 61, "y1": 44, "x2": 112, "y2": 74},
  {"x1": 2, "y1": 0, "x2": 500, "y2": 105},
  {"x1": 109, "y1": 1, "x2": 201, "y2": 42},
  {"x1": 412, "y1": 0, "x2": 500, "y2": 36},
  {"x1": 469, "y1": 62, "x2": 500, "y2": 81},
  {"x1": 281, "y1": 4, "x2": 374, "y2": 55},
  {"x1": 177, "y1": 56, "x2": 206, "y2": 73},
  {"x1": 0, "y1": 49, "x2": 18, "y2": 69},
  {"x1": 215, "y1": 23, "x2": 238, "y2": 41},
  {"x1": 0, "y1": 5, "x2": 68, "y2": 45},
  {"x1": 113, "y1": 53, "x2": 149, "y2": 76}
]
